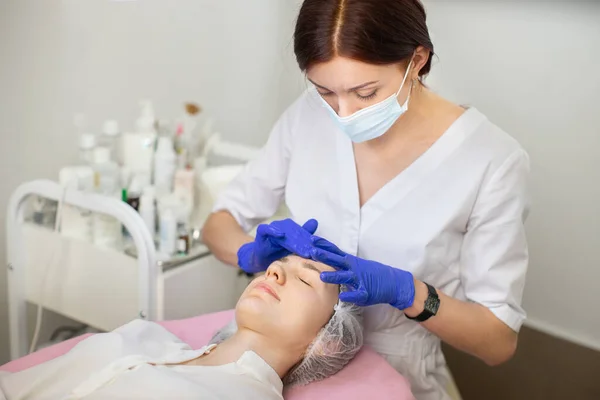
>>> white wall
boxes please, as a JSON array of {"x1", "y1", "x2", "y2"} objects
[
  {"x1": 424, "y1": 1, "x2": 600, "y2": 349},
  {"x1": 0, "y1": 0, "x2": 304, "y2": 364}
]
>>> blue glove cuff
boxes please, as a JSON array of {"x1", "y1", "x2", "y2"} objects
[{"x1": 389, "y1": 268, "x2": 416, "y2": 310}]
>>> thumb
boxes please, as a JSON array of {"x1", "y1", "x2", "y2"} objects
[
  {"x1": 339, "y1": 289, "x2": 369, "y2": 305},
  {"x1": 256, "y1": 224, "x2": 285, "y2": 241},
  {"x1": 311, "y1": 237, "x2": 346, "y2": 257},
  {"x1": 301, "y1": 218, "x2": 319, "y2": 234},
  {"x1": 320, "y1": 270, "x2": 356, "y2": 285}
]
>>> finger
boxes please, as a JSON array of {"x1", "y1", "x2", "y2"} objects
[
  {"x1": 269, "y1": 218, "x2": 292, "y2": 229},
  {"x1": 339, "y1": 290, "x2": 369, "y2": 305},
  {"x1": 311, "y1": 237, "x2": 346, "y2": 256},
  {"x1": 320, "y1": 271, "x2": 356, "y2": 285},
  {"x1": 301, "y1": 219, "x2": 319, "y2": 234},
  {"x1": 266, "y1": 248, "x2": 291, "y2": 265},
  {"x1": 257, "y1": 224, "x2": 285, "y2": 239},
  {"x1": 310, "y1": 248, "x2": 349, "y2": 270},
  {"x1": 290, "y1": 244, "x2": 313, "y2": 259}
]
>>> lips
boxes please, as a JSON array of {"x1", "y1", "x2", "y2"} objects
[{"x1": 254, "y1": 282, "x2": 280, "y2": 301}]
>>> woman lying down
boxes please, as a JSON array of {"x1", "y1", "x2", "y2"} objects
[{"x1": 0, "y1": 255, "x2": 363, "y2": 400}]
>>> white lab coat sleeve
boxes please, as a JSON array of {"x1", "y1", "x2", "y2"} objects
[
  {"x1": 211, "y1": 98, "x2": 300, "y2": 233},
  {"x1": 459, "y1": 149, "x2": 531, "y2": 332}
]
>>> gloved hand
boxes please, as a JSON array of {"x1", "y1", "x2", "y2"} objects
[
  {"x1": 310, "y1": 237, "x2": 416, "y2": 309},
  {"x1": 267, "y1": 218, "x2": 319, "y2": 257},
  {"x1": 237, "y1": 218, "x2": 319, "y2": 274}
]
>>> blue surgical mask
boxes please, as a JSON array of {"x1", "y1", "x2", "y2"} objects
[{"x1": 318, "y1": 59, "x2": 414, "y2": 143}]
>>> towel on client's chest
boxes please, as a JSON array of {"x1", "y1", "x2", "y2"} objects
[{"x1": 0, "y1": 320, "x2": 283, "y2": 400}]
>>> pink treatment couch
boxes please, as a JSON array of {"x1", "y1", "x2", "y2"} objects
[{"x1": 0, "y1": 310, "x2": 414, "y2": 399}]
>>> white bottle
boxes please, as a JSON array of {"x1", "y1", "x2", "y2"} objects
[
  {"x1": 154, "y1": 136, "x2": 176, "y2": 198},
  {"x1": 92, "y1": 147, "x2": 120, "y2": 191},
  {"x1": 139, "y1": 188, "x2": 156, "y2": 238},
  {"x1": 159, "y1": 208, "x2": 177, "y2": 256},
  {"x1": 79, "y1": 133, "x2": 96, "y2": 165},
  {"x1": 136, "y1": 100, "x2": 155, "y2": 133},
  {"x1": 92, "y1": 147, "x2": 122, "y2": 251},
  {"x1": 93, "y1": 174, "x2": 123, "y2": 251},
  {"x1": 174, "y1": 168, "x2": 195, "y2": 209},
  {"x1": 122, "y1": 100, "x2": 157, "y2": 175},
  {"x1": 59, "y1": 166, "x2": 95, "y2": 242},
  {"x1": 101, "y1": 119, "x2": 121, "y2": 164}
]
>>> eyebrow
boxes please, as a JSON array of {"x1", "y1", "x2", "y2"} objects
[
  {"x1": 301, "y1": 262, "x2": 321, "y2": 274},
  {"x1": 308, "y1": 79, "x2": 379, "y2": 92},
  {"x1": 279, "y1": 257, "x2": 321, "y2": 273}
]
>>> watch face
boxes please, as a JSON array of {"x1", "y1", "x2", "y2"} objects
[{"x1": 424, "y1": 296, "x2": 440, "y2": 315}]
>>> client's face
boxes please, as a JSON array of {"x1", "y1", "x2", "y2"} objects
[{"x1": 235, "y1": 255, "x2": 339, "y2": 353}]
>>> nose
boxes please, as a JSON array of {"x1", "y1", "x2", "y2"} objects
[
  {"x1": 336, "y1": 99, "x2": 355, "y2": 118},
  {"x1": 265, "y1": 263, "x2": 286, "y2": 285}
]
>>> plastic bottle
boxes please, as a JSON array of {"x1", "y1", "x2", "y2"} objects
[
  {"x1": 92, "y1": 147, "x2": 120, "y2": 192},
  {"x1": 93, "y1": 169, "x2": 123, "y2": 251},
  {"x1": 101, "y1": 120, "x2": 121, "y2": 164},
  {"x1": 139, "y1": 188, "x2": 156, "y2": 238},
  {"x1": 126, "y1": 174, "x2": 143, "y2": 212},
  {"x1": 59, "y1": 166, "x2": 95, "y2": 242},
  {"x1": 176, "y1": 222, "x2": 190, "y2": 256},
  {"x1": 159, "y1": 208, "x2": 177, "y2": 256},
  {"x1": 136, "y1": 100, "x2": 156, "y2": 133},
  {"x1": 79, "y1": 133, "x2": 96, "y2": 164},
  {"x1": 93, "y1": 176, "x2": 123, "y2": 251},
  {"x1": 157, "y1": 193, "x2": 191, "y2": 228},
  {"x1": 174, "y1": 168, "x2": 195, "y2": 209},
  {"x1": 154, "y1": 136, "x2": 176, "y2": 197},
  {"x1": 122, "y1": 100, "x2": 157, "y2": 175}
]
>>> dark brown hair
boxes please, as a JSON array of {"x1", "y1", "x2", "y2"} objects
[{"x1": 294, "y1": 0, "x2": 434, "y2": 76}]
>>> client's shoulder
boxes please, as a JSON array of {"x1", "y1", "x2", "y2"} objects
[
  {"x1": 113, "y1": 318, "x2": 159, "y2": 333},
  {"x1": 74, "y1": 319, "x2": 191, "y2": 355},
  {"x1": 114, "y1": 319, "x2": 188, "y2": 344}
]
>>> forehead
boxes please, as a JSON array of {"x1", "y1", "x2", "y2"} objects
[
  {"x1": 281, "y1": 255, "x2": 335, "y2": 273},
  {"x1": 307, "y1": 56, "x2": 399, "y2": 89}
]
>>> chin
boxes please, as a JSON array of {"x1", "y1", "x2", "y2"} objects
[
  {"x1": 236, "y1": 296, "x2": 273, "y2": 324},
  {"x1": 237, "y1": 297, "x2": 293, "y2": 340}
]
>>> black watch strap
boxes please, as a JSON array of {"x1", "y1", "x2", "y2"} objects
[{"x1": 405, "y1": 282, "x2": 440, "y2": 322}]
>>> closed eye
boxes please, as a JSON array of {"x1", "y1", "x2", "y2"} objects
[
  {"x1": 317, "y1": 90, "x2": 334, "y2": 97},
  {"x1": 356, "y1": 90, "x2": 378, "y2": 101},
  {"x1": 299, "y1": 277, "x2": 312, "y2": 287}
]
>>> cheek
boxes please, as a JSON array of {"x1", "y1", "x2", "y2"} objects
[{"x1": 280, "y1": 295, "x2": 334, "y2": 342}]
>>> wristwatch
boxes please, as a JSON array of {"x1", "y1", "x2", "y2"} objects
[{"x1": 405, "y1": 282, "x2": 440, "y2": 322}]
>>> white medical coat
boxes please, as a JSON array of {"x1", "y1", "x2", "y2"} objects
[
  {"x1": 0, "y1": 320, "x2": 283, "y2": 400},
  {"x1": 213, "y1": 91, "x2": 530, "y2": 400}
]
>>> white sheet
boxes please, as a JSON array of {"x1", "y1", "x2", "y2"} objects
[{"x1": 0, "y1": 320, "x2": 283, "y2": 400}]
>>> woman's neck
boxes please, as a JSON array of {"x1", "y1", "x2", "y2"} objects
[
  {"x1": 360, "y1": 84, "x2": 464, "y2": 150},
  {"x1": 190, "y1": 329, "x2": 303, "y2": 378}
]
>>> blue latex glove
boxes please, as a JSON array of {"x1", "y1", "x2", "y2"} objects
[
  {"x1": 237, "y1": 218, "x2": 319, "y2": 274},
  {"x1": 311, "y1": 237, "x2": 416, "y2": 309},
  {"x1": 267, "y1": 218, "x2": 320, "y2": 257}
]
